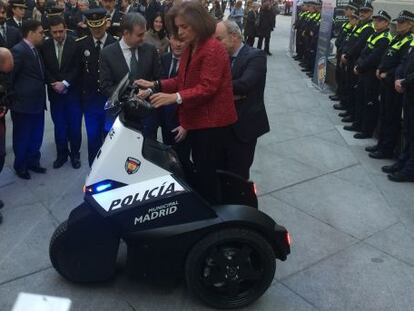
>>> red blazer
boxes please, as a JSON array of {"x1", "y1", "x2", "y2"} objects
[{"x1": 161, "y1": 37, "x2": 238, "y2": 130}]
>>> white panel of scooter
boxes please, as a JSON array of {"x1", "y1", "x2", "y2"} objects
[{"x1": 93, "y1": 174, "x2": 186, "y2": 212}]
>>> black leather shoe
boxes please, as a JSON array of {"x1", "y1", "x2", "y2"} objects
[
  {"x1": 338, "y1": 111, "x2": 349, "y2": 117},
  {"x1": 388, "y1": 171, "x2": 414, "y2": 182},
  {"x1": 16, "y1": 170, "x2": 31, "y2": 180},
  {"x1": 365, "y1": 145, "x2": 378, "y2": 152},
  {"x1": 382, "y1": 162, "x2": 403, "y2": 174},
  {"x1": 329, "y1": 95, "x2": 340, "y2": 101},
  {"x1": 343, "y1": 125, "x2": 360, "y2": 132},
  {"x1": 266, "y1": 51, "x2": 272, "y2": 56},
  {"x1": 333, "y1": 103, "x2": 346, "y2": 110},
  {"x1": 369, "y1": 150, "x2": 394, "y2": 159},
  {"x1": 28, "y1": 166, "x2": 47, "y2": 174},
  {"x1": 53, "y1": 157, "x2": 67, "y2": 169},
  {"x1": 71, "y1": 158, "x2": 81, "y2": 169},
  {"x1": 354, "y1": 133, "x2": 371, "y2": 139},
  {"x1": 341, "y1": 116, "x2": 354, "y2": 123},
  {"x1": 301, "y1": 68, "x2": 311, "y2": 72}
]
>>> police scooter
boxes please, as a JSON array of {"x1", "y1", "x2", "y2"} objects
[{"x1": 49, "y1": 75, "x2": 290, "y2": 309}]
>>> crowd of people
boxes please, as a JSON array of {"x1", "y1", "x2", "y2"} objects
[
  {"x1": 0, "y1": 0, "x2": 272, "y2": 224},
  {"x1": 293, "y1": 0, "x2": 414, "y2": 184}
]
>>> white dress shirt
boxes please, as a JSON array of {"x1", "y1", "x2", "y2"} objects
[
  {"x1": 93, "y1": 32, "x2": 108, "y2": 48},
  {"x1": 119, "y1": 38, "x2": 139, "y2": 71}
]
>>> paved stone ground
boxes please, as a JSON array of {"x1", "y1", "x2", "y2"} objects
[{"x1": 1, "y1": 15, "x2": 414, "y2": 311}]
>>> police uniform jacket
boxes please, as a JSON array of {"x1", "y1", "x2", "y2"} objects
[
  {"x1": 76, "y1": 33, "x2": 116, "y2": 100},
  {"x1": 355, "y1": 29, "x2": 392, "y2": 73},
  {"x1": 344, "y1": 20, "x2": 374, "y2": 61},
  {"x1": 378, "y1": 32, "x2": 413, "y2": 86},
  {"x1": 400, "y1": 43, "x2": 414, "y2": 91}
]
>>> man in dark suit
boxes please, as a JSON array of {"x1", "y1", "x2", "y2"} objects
[
  {"x1": 0, "y1": 1, "x2": 21, "y2": 49},
  {"x1": 10, "y1": 20, "x2": 46, "y2": 179},
  {"x1": 77, "y1": 8, "x2": 116, "y2": 166},
  {"x1": 159, "y1": 34, "x2": 185, "y2": 144},
  {"x1": 41, "y1": 16, "x2": 82, "y2": 169},
  {"x1": 6, "y1": 0, "x2": 27, "y2": 30},
  {"x1": 100, "y1": 12, "x2": 160, "y2": 137},
  {"x1": 216, "y1": 20, "x2": 270, "y2": 179},
  {"x1": 100, "y1": 0, "x2": 124, "y2": 37}
]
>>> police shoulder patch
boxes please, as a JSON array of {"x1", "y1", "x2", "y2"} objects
[{"x1": 75, "y1": 35, "x2": 88, "y2": 42}]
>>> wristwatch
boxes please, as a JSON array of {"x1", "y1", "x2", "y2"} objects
[{"x1": 176, "y1": 92, "x2": 182, "y2": 105}]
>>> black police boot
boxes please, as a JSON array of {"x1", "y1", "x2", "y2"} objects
[
  {"x1": 329, "y1": 95, "x2": 340, "y2": 101},
  {"x1": 338, "y1": 111, "x2": 349, "y2": 117},
  {"x1": 365, "y1": 145, "x2": 378, "y2": 153},
  {"x1": 382, "y1": 162, "x2": 404, "y2": 174},
  {"x1": 369, "y1": 150, "x2": 394, "y2": 160},
  {"x1": 333, "y1": 103, "x2": 346, "y2": 110},
  {"x1": 343, "y1": 124, "x2": 360, "y2": 132},
  {"x1": 388, "y1": 170, "x2": 414, "y2": 183},
  {"x1": 341, "y1": 116, "x2": 354, "y2": 123},
  {"x1": 354, "y1": 132, "x2": 371, "y2": 139}
]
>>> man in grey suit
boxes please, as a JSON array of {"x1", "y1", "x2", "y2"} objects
[{"x1": 100, "y1": 12, "x2": 160, "y2": 137}]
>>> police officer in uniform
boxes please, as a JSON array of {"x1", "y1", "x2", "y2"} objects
[
  {"x1": 301, "y1": 0, "x2": 321, "y2": 76},
  {"x1": 340, "y1": 1, "x2": 374, "y2": 125},
  {"x1": 6, "y1": 0, "x2": 27, "y2": 31},
  {"x1": 294, "y1": 1, "x2": 311, "y2": 62},
  {"x1": 352, "y1": 10, "x2": 392, "y2": 139},
  {"x1": 330, "y1": 1, "x2": 359, "y2": 102},
  {"x1": 368, "y1": 11, "x2": 414, "y2": 159},
  {"x1": 76, "y1": 8, "x2": 116, "y2": 166},
  {"x1": 388, "y1": 38, "x2": 414, "y2": 182}
]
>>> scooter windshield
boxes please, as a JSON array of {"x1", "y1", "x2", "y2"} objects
[{"x1": 104, "y1": 74, "x2": 130, "y2": 110}]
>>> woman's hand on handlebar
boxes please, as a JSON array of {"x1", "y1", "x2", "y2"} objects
[
  {"x1": 150, "y1": 93, "x2": 177, "y2": 108},
  {"x1": 134, "y1": 79, "x2": 155, "y2": 89}
]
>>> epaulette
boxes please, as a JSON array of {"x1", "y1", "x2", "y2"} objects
[{"x1": 75, "y1": 35, "x2": 88, "y2": 42}]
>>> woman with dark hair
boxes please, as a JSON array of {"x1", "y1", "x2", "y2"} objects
[
  {"x1": 138, "y1": 1, "x2": 237, "y2": 203},
  {"x1": 144, "y1": 12, "x2": 169, "y2": 54}
]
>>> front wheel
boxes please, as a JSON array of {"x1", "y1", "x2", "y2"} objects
[{"x1": 185, "y1": 228, "x2": 276, "y2": 309}]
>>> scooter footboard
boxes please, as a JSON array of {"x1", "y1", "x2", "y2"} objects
[{"x1": 50, "y1": 203, "x2": 121, "y2": 283}]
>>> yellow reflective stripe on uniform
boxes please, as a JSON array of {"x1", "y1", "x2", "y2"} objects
[
  {"x1": 391, "y1": 34, "x2": 414, "y2": 51},
  {"x1": 410, "y1": 38, "x2": 414, "y2": 47},
  {"x1": 354, "y1": 22, "x2": 374, "y2": 38},
  {"x1": 367, "y1": 32, "x2": 393, "y2": 49}
]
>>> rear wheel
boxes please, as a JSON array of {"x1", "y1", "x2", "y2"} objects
[{"x1": 185, "y1": 228, "x2": 275, "y2": 309}]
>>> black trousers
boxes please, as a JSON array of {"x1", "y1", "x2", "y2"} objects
[
  {"x1": 257, "y1": 35, "x2": 271, "y2": 53},
  {"x1": 188, "y1": 126, "x2": 231, "y2": 204},
  {"x1": 50, "y1": 91, "x2": 82, "y2": 159},
  {"x1": 11, "y1": 110, "x2": 44, "y2": 172},
  {"x1": 342, "y1": 61, "x2": 358, "y2": 115},
  {"x1": 224, "y1": 132, "x2": 257, "y2": 180},
  {"x1": 83, "y1": 94, "x2": 107, "y2": 166},
  {"x1": 400, "y1": 93, "x2": 414, "y2": 175},
  {"x1": 361, "y1": 71, "x2": 380, "y2": 136},
  {"x1": 377, "y1": 80, "x2": 403, "y2": 154}
]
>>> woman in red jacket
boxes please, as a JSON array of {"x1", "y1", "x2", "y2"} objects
[{"x1": 138, "y1": 1, "x2": 237, "y2": 203}]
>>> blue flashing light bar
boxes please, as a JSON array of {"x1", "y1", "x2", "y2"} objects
[{"x1": 95, "y1": 183, "x2": 112, "y2": 193}]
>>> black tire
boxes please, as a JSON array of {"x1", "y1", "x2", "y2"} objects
[
  {"x1": 49, "y1": 220, "x2": 70, "y2": 279},
  {"x1": 185, "y1": 228, "x2": 276, "y2": 309}
]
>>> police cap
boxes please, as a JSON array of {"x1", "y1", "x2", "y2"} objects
[{"x1": 84, "y1": 8, "x2": 108, "y2": 28}]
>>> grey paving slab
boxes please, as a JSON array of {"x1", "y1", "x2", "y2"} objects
[
  {"x1": 282, "y1": 243, "x2": 414, "y2": 311},
  {"x1": 250, "y1": 143, "x2": 322, "y2": 195},
  {"x1": 368, "y1": 174, "x2": 414, "y2": 234},
  {"x1": 259, "y1": 195, "x2": 357, "y2": 280},
  {"x1": 0, "y1": 204, "x2": 57, "y2": 284},
  {"x1": 270, "y1": 136, "x2": 358, "y2": 173},
  {"x1": 273, "y1": 174, "x2": 398, "y2": 239},
  {"x1": 365, "y1": 222, "x2": 414, "y2": 266},
  {"x1": 313, "y1": 129, "x2": 348, "y2": 147},
  {"x1": 332, "y1": 164, "x2": 378, "y2": 192}
]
